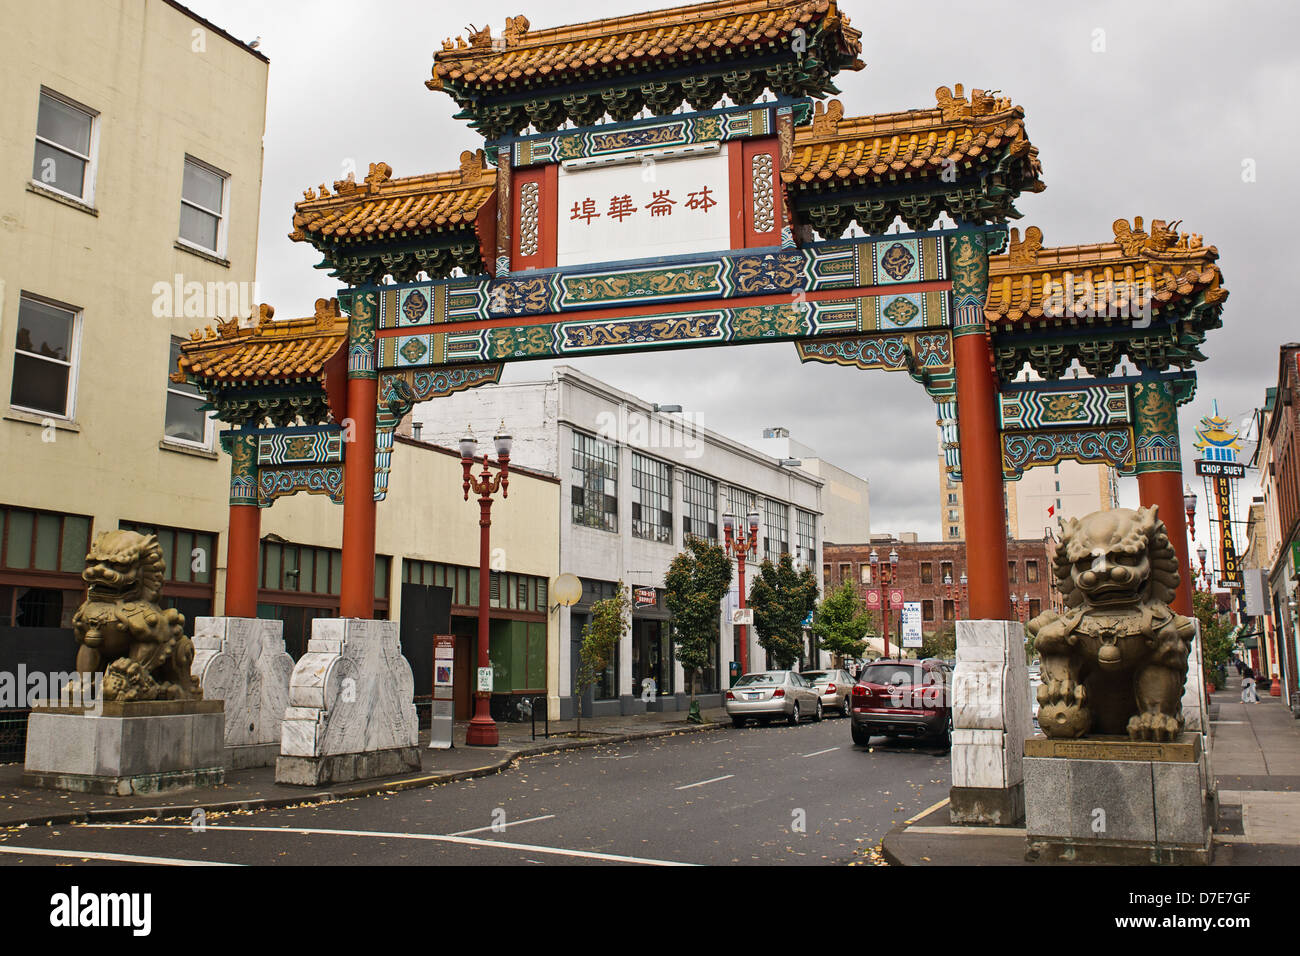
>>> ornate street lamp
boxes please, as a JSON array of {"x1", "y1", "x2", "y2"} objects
[
  {"x1": 1010, "y1": 591, "x2": 1032, "y2": 623},
  {"x1": 1197, "y1": 543, "x2": 1208, "y2": 591},
  {"x1": 1184, "y1": 487, "x2": 1198, "y2": 541},
  {"x1": 869, "y1": 546, "x2": 901, "y2": 659},
  {"x1": 723, "y1": 509, "x2": 761, "y2": 675},
  {"x1": 461, "y1": 423, "x2": 511, "y2": 747}
]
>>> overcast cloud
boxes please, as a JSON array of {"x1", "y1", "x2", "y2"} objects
[{"x1": 185, "y1": 0, "x2": 1300, "y2": 542}]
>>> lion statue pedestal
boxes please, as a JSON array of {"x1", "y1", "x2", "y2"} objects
[
  {"x1": 1021, "y1": 506, "x2": 1213, "y2": 864},
  {"x1": 22, "y1": 531, "x2": 226, "y2": 795}
]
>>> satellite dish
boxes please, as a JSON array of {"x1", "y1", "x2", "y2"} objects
[{"x1": 552, "y1": 573, "x2": 583, "y2": 608}]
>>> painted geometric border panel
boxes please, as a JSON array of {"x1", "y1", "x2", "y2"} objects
[
  {"x1": 999, "y1": 384, "x2": 1130, "y2": 431},
  {"x1": 1002, "y1": 427, "x2": 1136, "y2": 479}
]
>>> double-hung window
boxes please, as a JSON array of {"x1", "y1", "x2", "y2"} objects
[
  {"x1": 11, "y1": 295, "x2": 80, "y2": 418},
  {"x1": 164, "y1": 337, "x2": 212, "y2": 447},
  {"x1": 32, "y1": 90, "x2": 96, "y2": 202},
  {"x1": 179, "y1": 156, "x2": 229, "y2": 256}
]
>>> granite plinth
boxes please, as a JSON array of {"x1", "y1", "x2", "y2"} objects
[
  {"x1": 276, "y1": 618, "x2": 418, "y2": 786},
  {"x1": 949, "y1": 620, "x2": 1031, "y2": 825},
  {"x1": 192, "y1": 616, "x2": 294, "y2": 768},
  {"x1": 22, "y1": 702, "x2": 226, "y2": 795},
  {"x1": 1024, "y1": 737, "x2": 1212, "y2": 865}
]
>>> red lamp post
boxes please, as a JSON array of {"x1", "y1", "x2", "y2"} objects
[
  {"x1": 1184, "y1": 487, "x2": 1198, "y2": 542},
  {"x1": 869, "y1": 546, "x2": 900, "y2": 659},
  {"x1": 1010, "y1": 591, "x2": 1031, "y2": 623},
  {"x1": 460, "y1": 424, "x2": 511, "y2": 747},
  {"x1": 1197, "y1": 543, "x2": 1209, "y2": 591},
  {"x1": 723, "y1": 510, "x2": 761, "y2": 675},
  {"x1": 944, "y1": 570, "x2": 968, "y2": 622}
]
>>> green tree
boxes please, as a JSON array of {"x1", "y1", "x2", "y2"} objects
[
  {"x1": 664, "y1": 537, "x2": 732, "y2": 721},
  {"x1": 810, "y1": 579, "x2": 873, "y2": 665},
  {"x1": 573, "y1": 582, "x2": 631, "y2": 734},
  {"x1": 919, "y1": 624, "x2": 956, "y2": 661},
  {"x1": 749, "y1": 553, "x2": 820, "y2": 670},
  {"x1": 1193, "y1": 589, "x2": 1234, "y2": 682}
]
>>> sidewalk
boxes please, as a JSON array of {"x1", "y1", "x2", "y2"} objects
[
  {"x1": 0, "y1": 705, "x2": 727, "y2": 829},
  {"x1": 882, "y1": 673, "x2": 1300, "y2": 865}
]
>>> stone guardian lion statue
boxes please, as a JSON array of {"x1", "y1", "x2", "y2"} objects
[
  {"x1": 1027, "y1": 505, "x2": 1194, "y2": 741},
  {"x1": 71, "y1": 530, "x2": 201, "y2": 701}
]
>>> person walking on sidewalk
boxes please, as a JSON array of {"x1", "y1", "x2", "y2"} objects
[{"x1": 1242, "y1": 663, "x2": 1259, "y2": 704}]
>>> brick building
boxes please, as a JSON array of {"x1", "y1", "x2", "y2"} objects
[{"x1": 824, "y1": 536, "x2": 1055, "y2": 639}]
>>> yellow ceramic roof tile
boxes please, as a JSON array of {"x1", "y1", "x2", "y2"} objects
[
  {"x1": 985, "y1": 219, "x2": 1227, "y2": 324},
  {"x1": 290, "y1": 154, "x2": 494, "y2": 245},
  {"x1": 173, "y1": 300, "x2": 349, "y2": 385},
  {"x1": 785, "y1": 87, "x2": 1044, "y2": 190},
  {"x1": 429, "y1": 1, "x2": 862, "y2": 88}
]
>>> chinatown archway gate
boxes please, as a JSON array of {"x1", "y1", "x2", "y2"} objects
[{"x1": 178, "y1": 1, "x2": 1226, "y2": 634}]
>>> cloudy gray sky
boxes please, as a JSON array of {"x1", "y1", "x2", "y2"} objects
[{"x1": 187, "y1": 0, "x2": 1299, "y2": 543}]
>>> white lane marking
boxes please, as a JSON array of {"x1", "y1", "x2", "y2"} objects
[
  {"x1": 801, "y1": 747, "x2": 840, "y2": 758},
  {"x1": 0, "y1": 844, "x2": 241, "y2": 866},
  {"x1": 79, "y1": 824, "x2": 695, "y2": 867},
  {"x1": 449, "y1": 814, "x2": 555, "y2": 837},
  {"x1": 674, "y1": 774, "x2": 734, "y2": 790},
  {"x1": 593, "y1": 755, "x2": 634, "y2": 760},
  {"x1": 1211, "y1": 720, "x2": 1244, "y2": 725}
]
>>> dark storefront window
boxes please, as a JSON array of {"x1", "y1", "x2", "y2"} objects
[
  {"x1": 489, "y1": 619, "x2": 547, "y2": 693},
  {"x1": 796, "y1": 509, "x2": 817, "y2": 568},
  {"x1": 682, "y1": 471, "x2": 718, "y2": 542},
  {"x1": 0, "y1": 505, "x2": 93, "y2": 628},
  {"x1": 258, "y1": 540, "x2": 390, "y2": 657},
  {"x1": 762, "y1": 498, "x2": 788, "y2": 561},
  {"x1": 572, "y1": 431, "x2": 618, "y2": 532},
  {"x1": 631, "y1": 452, "x2": 673, "y2": 543}
]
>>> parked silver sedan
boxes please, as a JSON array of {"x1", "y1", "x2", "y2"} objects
[
  {"x1": 726, "y1": 671, "x2": 823, "y2": 727},
  {"x1": 802, "y1": 669, "x2": 854, "y2": 716}
]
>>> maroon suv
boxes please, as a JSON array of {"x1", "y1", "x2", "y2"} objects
[{"x1": 850, "y1": 659, "x2": 952, "y2": 748}]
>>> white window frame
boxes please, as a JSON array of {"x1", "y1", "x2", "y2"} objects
[
  {"x1": 177, "y1": 155, "x2": 231, "y2": 258},
  {"x1": 32, "y1": 88, "x2": 99, "y2": 205},
  {"x1": 11, "y1": 292, "x2": 82, "y2": 421},
  {"x1": 163, "y1": 335, "x2": 214, "y2": 450}
]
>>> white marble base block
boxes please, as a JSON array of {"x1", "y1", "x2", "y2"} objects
[
  {"x1": 275, "y1": 618, "x2": 419, "y2": 786},
  {"x1": 192, "y1": 617, "x2": 294, "y2": 768},
  {"x1": 949, "y1": 619, "x2": 1032, "y2": 825}
]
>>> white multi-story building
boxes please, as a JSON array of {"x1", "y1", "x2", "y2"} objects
[{"x1": 416, "y1": 366, "x2": 826, "y2": 716}]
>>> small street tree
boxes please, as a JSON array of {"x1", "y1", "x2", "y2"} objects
[
  {"x1": 810, "y1": 579, "x2": 873, "y2": 666},
  {"x1": 749, "y1": 553, "x2": 819, "y2": 670},
  {"x1": 573, "y1": 582, "x2": 631, "y2": 734},
  {"x1": 1193, "y1": 589, "x2": 1234, "y2": 686},
  {"x1": 664, "y1": 537, "x2": 731, "y2": 722}
]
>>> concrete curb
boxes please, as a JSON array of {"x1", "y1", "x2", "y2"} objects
[{"x1": 1, "y1": 719, "x2": 726, "y2": 829}]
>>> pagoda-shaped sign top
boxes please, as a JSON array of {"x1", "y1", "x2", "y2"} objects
[{"x1": 1193, "y1": 401, "x2": 1242, "y2": 463}]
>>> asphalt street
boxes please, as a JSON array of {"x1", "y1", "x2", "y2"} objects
[{"x1": 0, "y1": 716, "x2": 952, "y2": 866}]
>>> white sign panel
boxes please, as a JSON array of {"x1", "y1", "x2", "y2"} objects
[
  {"x1": 556, "y1": 145, "x2": 731, "y2": 267},
  {"x1": 901, "y1": 602, "x2": 923, "y2": 648},
  {"x1": 476, "y1": 666, "x2": 494, "y2": 693},
  {"x1": 731, "y1": 608, "x2": 754, "y2": 626},
  {"x1": 1244, "y1": 568, "x2": 1267, "y2": 616}
]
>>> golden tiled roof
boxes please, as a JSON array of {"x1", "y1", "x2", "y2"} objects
[
  {"x1": 428, "y1": 0, "x2": 862, "y2": 88},
  {"x1": 290, "y1": 154, "x2": 494, "y2": 244},
  {"x1": 173, "y1": 300, "x2": 349, "y2": 384},
  {"x1": 784, "y1": 86, "x2": 1043, "y2": 189},
  {"x1": 985, "y1": 218, "x2": 1227, "y2": 324}
]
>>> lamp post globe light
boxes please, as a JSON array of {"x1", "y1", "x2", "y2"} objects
[
  {"x1": 1184, "y1": 487, "x2": 1198, "y2": 541},
  {"x1": 461, "y1": 423, "x2": 511, "y2": 747},
  {"x1": 723, "y1": 509, "x2": 762, "y2": 675}
]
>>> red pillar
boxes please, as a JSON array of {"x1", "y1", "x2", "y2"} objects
[
  {"x1": 466, "y1": 492, "x2": 499, "y2": 746},
  {"x1": 1138, "y1": 471, "x2": 1193, "y2": 616},
  {"x1": 1132, "y1": 381, "x2": 1192, "y2": 617},
  {"x1": 225, "y1": 504, "x2": 261, "y2": 617},
  {"x1": 948, "y1": 231, "x2": 1009, "y2": 621},
  {"x1": 737, "y1": 553, "x2": 749, "y2": 675},
  {"x1": 339, "y1": 375, "x2": 378, "y2": 618},
  {"x1": 955, "y1": 332, "x2": 1010, "y2": 620},
  {"x1": 339, "y1": 292, "x2": 379, "y2": 620}
]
